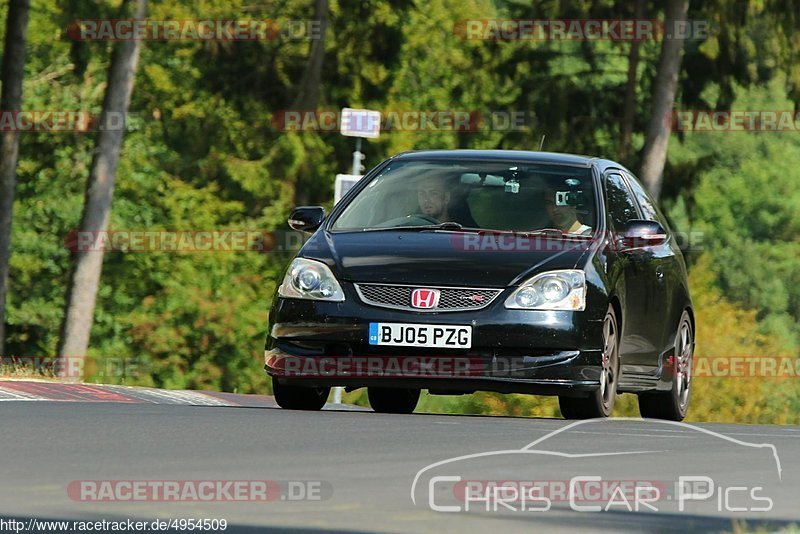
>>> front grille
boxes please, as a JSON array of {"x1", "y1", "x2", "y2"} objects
[{"x1": 354, "y1": 283, "x2": 502, "y2": 312}]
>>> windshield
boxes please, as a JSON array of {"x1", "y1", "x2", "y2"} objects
[{"x1": 331, "y1": 159, "x2": 597, "y2": 235}]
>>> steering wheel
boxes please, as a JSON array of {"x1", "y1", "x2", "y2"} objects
[{"x1": 376, "y1": 214, "x2": 440, "y2": 227}]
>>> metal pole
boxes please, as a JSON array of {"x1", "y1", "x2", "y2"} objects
[
  {"x1": 335, "y1": 138, "x2": 364, "y2": 406},
  {"x1": 351, "y1": 137, "x2": 362, "y2": 175}
]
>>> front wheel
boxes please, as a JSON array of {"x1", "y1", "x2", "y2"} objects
[
  {"x1": 638, "y1": 311, "x2": 693, "y2": 421},
  {"x1": 273, "y1": 381, "x2": 330, "y2": 411},
  {"x1": 559, "y1": 304, "x2": 620, "y2": 419},
  {"x1": 368, "y1": 387, "x2": 420, "y2": 414}
]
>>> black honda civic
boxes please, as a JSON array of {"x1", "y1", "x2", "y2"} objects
[{"x1": 265, "y1": 150, "x2": 694, "y2": 420}]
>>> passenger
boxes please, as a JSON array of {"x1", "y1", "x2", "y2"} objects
[{"x1": 544, "y1": 183, "x2": 592, "y2": 235}]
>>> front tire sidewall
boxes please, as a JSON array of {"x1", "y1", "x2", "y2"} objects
[
  {"x1": 637, "y1": 310, "x2": 693, "y2": 421},
  {"x1": 559, "y1": 304, "x2": 619, "y2": 419},
  {"x1": 273, "y1": 381, "x2": 330, "y2": 411},
  {"x1": 671, "y1": 312, "x2": 694, "y2": 419},
  {"x1": 368, "y1": 387, "x2": 420, "y2": 414},
  {"x1": 598, "y1": 306, "x2": 620, "y2": 416}
]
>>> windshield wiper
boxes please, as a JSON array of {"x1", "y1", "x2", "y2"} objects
[
  {"x1": 360, "y1": 222, "x2": 479, "y2": 233},
  {"x1": 526, "y1": 228, "x2": 594, "y2": 240},
  {"x1": 474, "y1": 228, "x2": 594, "y2": 241},
  {"x1": 473, "y1": 228, "x2": 561, "y2": 238},
  {"x1": 357, "y1": 224, "x2": 592, "y2": 237},
  {"x1": 424, "y1": 222, "x2": 466, "y2": 231}
]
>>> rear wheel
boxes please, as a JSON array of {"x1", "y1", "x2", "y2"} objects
[
  {"x1": 273, "y1": 381, "x2": 330, "y2": 411},
  {"x1": 638, "y1": 311, "x2": 693, "y2": 421},
  {"x1": 368, "y1": 387, "x2": 420, "y2": 414},
  {"x1": 559, "y1": 304, "x2": 620, "y2": 419}
]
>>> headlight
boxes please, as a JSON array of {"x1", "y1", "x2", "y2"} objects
[
  {"x1": 505, "y1": 270, "x2": 586, "y2": 310},
  {"x1": 278, "y1": 258, "x2": 345, "y2": 302}
]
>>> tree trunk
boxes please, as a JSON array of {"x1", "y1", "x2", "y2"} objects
[
  {"x1": 292, "y1": 0, "x2": 329, "y2": 206},
  {"x1": 639, "y1": 0, "x2": 689, "y2": 201},
  {"x1": 57, "y1": 0, "x2": 147, "y2": 379},
  {"x1": 619, "y1": 0, "x2": 644, "y2": 163},
  {"x1": 0, "y1": 0, "x2": 31, "y2": 357},
  {"x1": 291, "y1": 0, "x2": 329, "y2": 111}
]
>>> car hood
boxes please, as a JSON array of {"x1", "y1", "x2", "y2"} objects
[{"x1": 299, "y1": 230, "x2": 590, "y2": 288}]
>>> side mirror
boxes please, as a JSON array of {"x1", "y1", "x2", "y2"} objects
[
  {"x1": 620, "y1": 219, "x2": 667, "y2": 249},
  {"x1": 288, "y1": 206, "x2": 325, "y2": 233}
]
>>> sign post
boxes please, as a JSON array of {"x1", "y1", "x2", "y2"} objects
[
  {"x1": 352, "y1": 137, "x2": 363, "y2": 176},
  {"x1": 331, "y1": 108, "x2": 381, "y2": 405}
]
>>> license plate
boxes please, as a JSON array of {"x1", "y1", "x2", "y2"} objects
[{"x1": 368, "y1": 323, "x2": 472, "y2": 348}]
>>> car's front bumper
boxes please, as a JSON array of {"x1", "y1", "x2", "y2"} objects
[{"x1": 265, "y1": 289, "x2": 605, "y2": 397}]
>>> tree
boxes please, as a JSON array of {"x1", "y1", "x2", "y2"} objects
[
  {"x1": 292, "y1": 0, "x2": 329, "y2": 206},
  {"x1": 639, "y1": 0, "x2": 689, "y2": 200},
  {"x1": 0, "y1": 0, "x2": 31, "y2": 356},
  {"x1": 619, "y1": 0, "x2": 645, "y2": 163},
  {"x1": 57, "y1": 0, "x2": 147, "y2": 378},
  {"x1": 291, "y1": 0, "x2": 329, "y2": 112}
]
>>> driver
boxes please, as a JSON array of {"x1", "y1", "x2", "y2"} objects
[
  {"x1": 416, "y1": 176, "x2": 452, "y2": 222},
  {"x1": 544, "y1": 185, "x2": 592, "y2": 235}
]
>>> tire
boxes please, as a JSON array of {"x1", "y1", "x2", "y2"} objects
[
  {"x1": 368, "y1": 387, "x2": 420, "y2": 414},
  {"x1": 638, "y1": 311, "x2": 693, "y2": 421},
  {"x1": 273, "y1": 381, "x2": 330, "y2": 411},
  {"x1": 559, "y1": 304, "x2": 620, "y2": 419}
]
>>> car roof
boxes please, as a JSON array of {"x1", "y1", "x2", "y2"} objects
[{"x1": 393, "y1": 149, "x2": 606, "y2": 168}]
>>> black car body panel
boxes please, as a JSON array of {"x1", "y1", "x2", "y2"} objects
[{"x1": 302, "y1": 229, "x2": 586, "y2": 287}]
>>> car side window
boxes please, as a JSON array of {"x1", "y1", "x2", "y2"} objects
[
  {"x1": 623, "y1": 171, "x2": 658, "y2": 221},
  {"x1": 604, "y1": 172, "x2": 639, "y2": 230},
  {"x1": 623, "y1": 171, "x2": 673, "y2": 231}
]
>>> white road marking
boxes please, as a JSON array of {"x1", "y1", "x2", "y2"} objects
[
  {"x1": 0, "y1": 387, "x2": 47, "y2": 401},
  {"x1": 102, "y1": 385, "x2": 233, "y2": 406}
]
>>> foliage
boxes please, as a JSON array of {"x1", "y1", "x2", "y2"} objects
[{"x1": 0, "y1": 0, "x2": 797, "y2": 422}]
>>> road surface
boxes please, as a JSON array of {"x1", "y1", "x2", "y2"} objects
[{"x1": 0, "y1": 381, "x2": 797, "y2": 533}]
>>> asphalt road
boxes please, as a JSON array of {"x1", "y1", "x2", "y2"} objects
[{"x1": 1, "y1": 400, "x2": 799, "y2": 533}]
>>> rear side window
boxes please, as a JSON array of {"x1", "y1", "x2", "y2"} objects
[
  {"x1": 623, "y1": 172, "x2": 658, "y2": 221},
  {"x1": 623, "y1": 171, "x2": 672, "y2": 230},
  {"x1": 604, "y1": 172, "x2": 639, "y2": 230}
]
